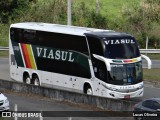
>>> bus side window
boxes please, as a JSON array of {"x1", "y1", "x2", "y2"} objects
[
  {"x1": 70, "y1": 35, "x2": 89, "y2": 56},
  {"x1": 87, "y1": 36, "x2": 104, "y2": 56},
  {"x1": 36, "y1": 31, "x2": 89, "y2": 56},
  {"x1": 10, "y1": 28, "x2": 16, "y2": 42},
  {"x1": 23, "y1": 30, "x2": 36, "y2": 44},
  {"x1": 87, "y1": 36, "x2": 108, "y2": 82},
  {"x1": 10, "y1": 28, "x2": 21, "y2": 43},
  {"x1": 93, "y1": 58, "x2": 108, "y2": 82}
]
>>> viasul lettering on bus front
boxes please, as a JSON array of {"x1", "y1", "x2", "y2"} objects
[{"x1": 104, "y1": 39, "x2": 135, "y2": 45}]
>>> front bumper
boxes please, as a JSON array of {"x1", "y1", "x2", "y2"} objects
[
  {"x1": 107, "y1": 88, "x2": 143, "y2": 99},
  {"x1": 0, "y1": 100, "x2": 10, "y2": 111}
]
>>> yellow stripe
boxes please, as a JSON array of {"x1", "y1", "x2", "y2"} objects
[
  {"x1": 26, "y1": 44, "x2": 36, "y2": 69},
  {"x1": 133, "y1": 59, "x2": 138, "y2": 62}
]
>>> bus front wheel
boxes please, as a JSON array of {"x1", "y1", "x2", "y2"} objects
[
  {"x1": 84, "y1": 84, "x2": 93, "y2": 95},
  {"x1": 87, "y1": 88, "x2": 93, "y2": 95},
  {"x1": 32, "y1": 75, "x2": 40, "y2": 86}
]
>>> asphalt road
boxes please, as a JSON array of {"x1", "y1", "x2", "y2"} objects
[
  {"x1": 0, "y1": 57, "x2": 160, "y2": 100},
  {"x1": 0, "y1": 57, "x2": 160, "y2": 120},
  {"x1": 0, "y1": 57, "x2": 160, "y2": 81},
  {"x1": 142, "y1": 59, "x2": 160, "y2": 68},
  {"x1": 2, "y1": 91, "x2": 133, "y2": 120}
]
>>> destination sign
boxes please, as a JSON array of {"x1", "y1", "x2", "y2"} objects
[{"x1": 104, "y1": 39, "x2": 135, "y2": 45}]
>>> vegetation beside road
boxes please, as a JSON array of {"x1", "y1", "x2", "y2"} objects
[
  {"x1": 0, "y1": 0, "x2": 159, "y2": 82},
  {"x1": 0, "y1": 0, "x2": 160, "y2": 48},
  {"x1": 146, "y1": 54, "x2": 160, "y2": 60},
  {"x1": 143, "y1": 68, "x2": 160, "y2": 82},
  {"x1": 0, "y1": 51, "x2": 8, "y2": 57}
]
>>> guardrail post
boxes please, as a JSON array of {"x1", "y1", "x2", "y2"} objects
[
  {"x1": 40, "y1": 110, "x2": 43, "y2": 120},
  {"x1": 68, "y1": 117, "x2": 72, "y2": 120},
  {"x1": 14, "y1": 104, "x2": 18, "y2": 120}
]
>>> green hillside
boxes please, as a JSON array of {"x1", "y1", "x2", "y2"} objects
[{"x1": 0, "y1": 0, "x2": 160, "y2": 48}]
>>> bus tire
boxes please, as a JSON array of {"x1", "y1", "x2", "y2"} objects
[
  {"x1": 23, "y1": 73, "x2": 31, "y2": 84},
  {"x1": 32, "y1": 75, "x2": 40, "y2": 86},
  {"x1": 84, "y1": 84, "x2": 93, "y2": 95}
]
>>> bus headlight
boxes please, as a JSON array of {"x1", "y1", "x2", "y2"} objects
[
  {"x1": 101, "y1": 83, "x2": 118, "y2": 91},
  {"x1": 138, "y1": 83, "x2": 144, "y2": 89},
  {"x1": 109, "y1": 87, "x2": 118, "y2": 91},
  {"x1": 4, "y1": 99, "x2": 9, "y2": 104}
]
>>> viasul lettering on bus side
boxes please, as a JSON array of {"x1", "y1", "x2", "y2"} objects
[{"x1": 36, "y1": 47, "x2": 75, "y2": 62}]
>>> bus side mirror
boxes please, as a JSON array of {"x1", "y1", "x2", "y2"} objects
[
  {"x1": 93, "y1": 54, "x2": 111, "y2": 71},
  {"x1": 141, "y1": 54, "x2": 152, "y2": 69}
]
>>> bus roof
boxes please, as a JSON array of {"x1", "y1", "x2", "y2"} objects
[{"x1": 10, "y1": 22, "x2": 113, "y2": 36}]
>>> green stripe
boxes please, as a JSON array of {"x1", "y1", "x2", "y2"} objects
[
  {"x1": 11, "y1": 41, "x2": 24, "y2": 67},
  {"x1": 31, "y1": 45, "x2": 90, "y2": 71}
]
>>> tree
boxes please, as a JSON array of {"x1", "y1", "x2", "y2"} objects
[{"x1": 96, "y1": 0, "x2": 100, "y2": 14}]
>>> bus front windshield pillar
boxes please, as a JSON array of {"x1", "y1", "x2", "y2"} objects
[
  {"x1": 93, "y1": 54, "x2": 111, "y2": 71},
  {"x1": 141, "y1": 54, "x2": 152, "y2": 69}
]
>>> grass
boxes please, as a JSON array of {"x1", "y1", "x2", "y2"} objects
[
  {"x1": 143, "y1": 68, "x2": 160, "y2": 81},
  {"x1": 145, "y1": 53, "x2": 160, "y2": 60},
  {"x1": 0, "y1": 51, "x2": 9, "y2": 58},
  {"x1": 0, "y1": 24, "x2": 9, "y2": 46},
  {"x1": 72, "y1": 0, "x2": 140, "y2": 28},
  {"x1": 73, "y1": 0, "x2": 139, "y2": 17}
]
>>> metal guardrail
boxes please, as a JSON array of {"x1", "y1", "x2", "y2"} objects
[
  {"x1": 140, "y1": 49, "x2": 160, "y2": 54},
  {"x1": 0, "y1": 46, "x2": 160, "y2": 53},
  {"x1": 0, "y1": 46, "x2": 9, "y2": 51}
]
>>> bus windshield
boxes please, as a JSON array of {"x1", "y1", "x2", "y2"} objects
[
  {"x1": 108, "y1": 62, "x2": 143, "y2": 85},
  {"x1": 104, "y1": 38, "x2": 140, "y2": 59}
]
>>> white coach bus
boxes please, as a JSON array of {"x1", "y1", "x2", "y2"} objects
[{"x1": 9, "y1": 22, "x2": 152, "y2": 99}]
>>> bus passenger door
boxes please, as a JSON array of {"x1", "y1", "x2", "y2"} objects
[
  {"x1": 72, "y1": 76, "x2": 84, "y2": 93},
  {"x1": 91, "y1": 77, "x2": 100, "y2": 96},
  {"x1": 92, "y1": 59, "x2": 108, "y2": 97}
]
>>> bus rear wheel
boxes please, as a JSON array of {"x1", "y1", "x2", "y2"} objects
[
  {"x1": 32, "y1": 75, "x2": 40, "y2": 86},
  {"x1": 24, "y1": 74, "x2": 31, "y2": 84}
]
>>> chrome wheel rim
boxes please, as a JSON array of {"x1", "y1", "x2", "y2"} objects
[
  {"x1": 87, "y1": 88, "x2": 93, "y2": 95},
  {"x1": 26, "y1": 77, "x2": 31, "y2": 84},
  {"x1": 34, "y1": 78, "x2": 40, "y2": 86}
]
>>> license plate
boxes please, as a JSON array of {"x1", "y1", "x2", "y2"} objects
[{"x1": 124, "y1": 95, "x2": 130, "y2": 99}]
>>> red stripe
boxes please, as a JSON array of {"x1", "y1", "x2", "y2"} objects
[
  {"x1": 21, "y1": 44, "x2": 32, "y2": 68},
  {"x1": 21, "y1": 44, "x2": 29, "y2": 68}
]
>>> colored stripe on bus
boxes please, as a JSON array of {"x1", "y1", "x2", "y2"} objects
[
  {"x1": 26, "y1": 44, "x2": 36, "y2": 69},
  {"x1": 21, "y1": 44, "x2": 36, "y2": 69},
  {"x1": 21, "y1": 44, "x2": 31, "y2": 68}
]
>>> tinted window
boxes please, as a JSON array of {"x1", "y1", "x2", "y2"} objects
[
  {"x1": 37, "y1": 31, "x2": 89, "y2": 56},
  {"x1": 10, "y1": 28, "x2": 36, "y2": 43},
  {"x1": 108, "y1": 62, "x2": 142, "y2": 85},
  {"x1": 10, "y1": 28, "x2": 89, "y2": 56},
  {"x1": 142, "y1": 100, "x2": 154, "y2": 109},
  {"x1": 86, "y1": 36, "x2": 107, "y2": 81},
  {"x1": 152, "y1": 101, "x2": 160, "y2": 110},
  {"x1": 86, "y1": 36, "x2": 104, "y2": 56},
  {"x1": 104, "y1": 37, "x2": 140, "y2": 59},
  {"x1": 23, "y1": 29, "x2": 36, "y2": 44},
  {"x1": 92, "y1": 58, "x2": 108, "y2": 82}
]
